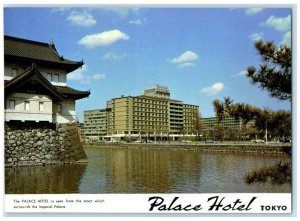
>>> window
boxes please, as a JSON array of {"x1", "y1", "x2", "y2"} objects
[
  {"x1": 39, "y1": 102, "x2": 44, "y2": 112},
  {"x1": 47, "y1": 73, "x2": 52, "y2": 82},
  {"x1": 12, "y1": 69, "x2": 18, "y2": 77},
  {"x1": 53, "y1": 74, "x2": 59, "y2": 82},
  {"x1": 8, "y1": 100, "x2": 15, "y2": 110},
  {"x1": 25, "y1": 101, "x2": 30, "y2": 111},
  {"x1": 57, "y1": 104, "x2": 62, "y2": 114}
]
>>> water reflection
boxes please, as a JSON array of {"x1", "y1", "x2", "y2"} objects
[
  {"x1": 5, "y1": 164, "x2": 87, "y2": 194},
  {"x1": 79, "y1": 146, "x2": 290, "y2": 193},
  {"x1": 5, "y1": 145, "x2": 291, "y2": 194}
]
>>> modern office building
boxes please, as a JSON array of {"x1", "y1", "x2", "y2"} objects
[{"x1": 83, "y1": 85, "x2": 199, "y2": 141}]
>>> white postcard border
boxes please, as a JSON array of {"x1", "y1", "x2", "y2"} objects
[{"x1": 4, "y1": 193, "x2": 291, "y2": 214}]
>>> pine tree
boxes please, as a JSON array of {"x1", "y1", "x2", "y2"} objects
[{"x1": 247, "y1": 40, "x2": 291, "y2": 100}]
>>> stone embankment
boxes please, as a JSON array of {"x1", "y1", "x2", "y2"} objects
[
  {"x1": 5, "y1": 123, "x2": 87, "y2": 167},
  {"x1": 86, "y1": 143, "x2": 291, "y2": 155}
]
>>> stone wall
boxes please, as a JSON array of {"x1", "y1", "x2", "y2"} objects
[{"x1": 5, "y1": 123, "x2": 87, "y2": 167}]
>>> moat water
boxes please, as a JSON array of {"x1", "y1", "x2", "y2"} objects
[{"x1": 5, "y1": 145, "x2": 291, "y2": 194}]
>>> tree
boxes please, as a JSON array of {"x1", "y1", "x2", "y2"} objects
[
  {"x1": 272, "y1": 110, "x2": 291, "y2": 138},
  {"x1": 247, "y1": 40, "x2": 291, "y2": 100},
  {"x1": 214, "y1": 125, "x2": 225, "y2": 142},
  {"x1": 192, "y1": 110, "x2": 202, "y2": 141},
  {"x1": 230, "y1": 103, "x2": 260, "y2": 127},
  {"x1": 212, "y1": 97, "x2": 232, "y2": 123},
  {"x1": 213, "y1": 99, "x2": 224, "y2": 123},
  {"x1": 215, "y1": 97, "x2": 291, "y2": 140}
]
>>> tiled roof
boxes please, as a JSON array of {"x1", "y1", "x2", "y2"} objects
[
  {"x1": 4, "y1": 35, "x2": 83, "y2": 73},
  {"x1": 5, "y1": 64, "x2": 90, "y2": 100},
  {"x1": 55, "y1": 86, "x2": 91, "y2": 100}
]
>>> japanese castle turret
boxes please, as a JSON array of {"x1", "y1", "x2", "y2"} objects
[{"x1": 4, "y1": 35, "x2": 90, "y2": 123}]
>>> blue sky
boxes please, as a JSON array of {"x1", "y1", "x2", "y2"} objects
[{"x1": 4, "y1": 7, "x2": 292, "y2": 122}]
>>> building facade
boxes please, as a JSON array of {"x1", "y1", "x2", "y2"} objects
[
  {"x1": 84, "y1": 86, "x2": 199, "y2": 141},
  {"x1": 4, "y1": 35, "x2": 90, "y2": 124},
  {"x1": 201, "y1": 116, "x2": 255, "y2": 132},
  {"x1": 201, "y1": 116, "x2": 242, "y2": 131}
]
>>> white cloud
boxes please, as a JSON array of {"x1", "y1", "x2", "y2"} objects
[
  {"x1": 262, "y1": 15, "x2": 291, "y2": 32},
  {"x1": 78, "y1": 30, "x2": 130, "y2": 48},
  {"x1": 201, "y1": 82, "x2": 225, "y2": 96},
  {"x1": 281, "y1": 31, "x2": 291, "y2": 46},
  {"x1": 102, "y1": 52, "x2": 128, "y2": 60},
  {"x1": 129, "y1": 19, "x2": 142, "y2": 25},
  {"x1": 90, "y1": 74, "x2": 105, "y2": 80},
  {"x1": 171, "y1": 51, "x2": 199, "y2": 64},
  {"x1": 178, "y1": 62, "x2": 196, "y2": 68},
  {"x1": 245, "y1": 8, "x2": 264, "y2": 16},
  {"x1": 67, "y1": 11, "x2": 96, "y2": 27},
  {"x1": 249, "y1": 32, "x2": 264, "y2": 42},
  {"x1": 68, "y1": 65, "x2": 105, "y2": 84}
]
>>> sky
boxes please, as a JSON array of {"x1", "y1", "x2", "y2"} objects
[{"x1": 4, "y1": 7, "x2": 292, "y2": 122}]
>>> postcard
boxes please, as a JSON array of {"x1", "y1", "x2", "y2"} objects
[{"x1": 2, "y1": 3, "x2": 295, "y2": 217}]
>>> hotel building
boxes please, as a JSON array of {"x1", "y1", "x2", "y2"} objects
[{"x1": 84, "y1": 85, "x2": 199, "y2": 141}]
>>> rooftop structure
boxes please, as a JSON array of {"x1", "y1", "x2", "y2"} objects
[{"x1": 143, "y1": 85, "x2": 170, "y2": 99}]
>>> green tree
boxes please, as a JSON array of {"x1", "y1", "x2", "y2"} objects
[
  {"x1": 214, "y1": 125, "x2": 225, "y2": 142},
  {"x1": 213, "y1": 99, "x2": 225, "y2": 123},
  {"x1": 247, "y1": 40, "x2": 291, "y2": 100},
  {"x1": 215, "y1": 97, "x2": 291, "y2": 140},
  {"x1": 192, "y1": 110, "x2": 202, "y2": 141},
  {"x1": 272, "y1": 110, "x2": 291, "y2": 138},
  {"x1": 212, "y1": 97, "x2": 233, "y2": 123},
  {"x1": 230, "y1": 103, "x2": 259, "y2": 128}
]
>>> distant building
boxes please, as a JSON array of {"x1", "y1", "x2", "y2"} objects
[
  {"x1": 201, "y1": 116, "x2": 255, "y2": 132},
  {"x1": 84, "y1": 108, "x2": 112, "y2": 140},
  {"x1": 4, "y1": 35, "x2": 90, "y2": 124},
  {"x1": 83, "y1": 85, "x2": 199, "y2": 141}
]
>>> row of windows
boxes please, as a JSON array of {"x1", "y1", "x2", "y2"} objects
[
  {"x1": 132, "y1": 126, "x2": 168, "y2": 130},
  {"x1": 133, "y1": 121, "x2": 168, "y2": 125},
  {"x1": 6, "y1": 68, "x2": 64, "y2": 85},
  {"x1": 133, "y1": 111, "x2": 168, "y2": 116},
  {"x1": 109, "y1": 107, "x2": 195, "y2": 113},
  {"x1": 133, "y1": 117, "x2": 168, "y2": 121},
  {"x1": 134, "y1": 113, "x2": 168, "y2": 117},
  {"x1": 170, "y1": 108, "x2": 183, "y2": 112},
  {"x1": 84, "y1": 113, "x2": 108, "y2": 116},
  {"x1": 133, "y1": 107, "x2": 168, "y2": 111},
  {"x1": 133, "y1": 99, "x2": 168, "y2": 105},
  {"x1": 7, "y1": 100, "x2": 63, "y2": 113},
  {"x1": 85, "y1": 121, "x2": 107, "y2": 125},
  {"x1": 8, "y1": 100, "x2": 44, "y2": 112}
]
